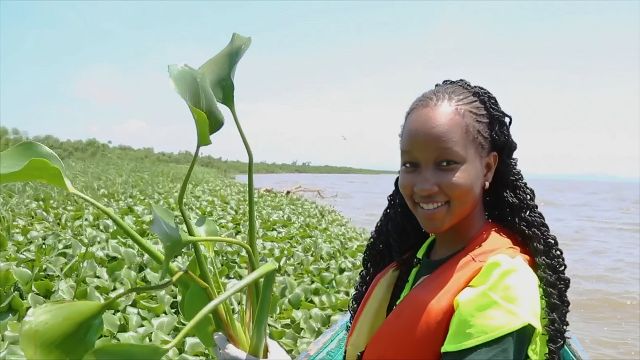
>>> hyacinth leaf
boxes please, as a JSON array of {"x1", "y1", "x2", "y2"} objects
[
  {"x1": 150, "y1": 204, "x2": 188, "y2": 276},
  {"x1": 194, "y1": 216, "x2": 220, "y2": 238},
  {"x1": 178, "y1": 280, "x2": 215, "y2": 350},
  {"x1": 168, "y1": 64, "x2": 225, "y2": 145},
  {"x1": 20, "y1": 301, "x2": 105, "y2": 360},
  {"x1": 199, "y1": 33, "x2": 251, "y2": 109},
  {"x1": 83, "y1": 343, "x2": 167, "y2": 360},
  {"x1": 0, "y1": 141, "x2": 74, "y2": 191}
]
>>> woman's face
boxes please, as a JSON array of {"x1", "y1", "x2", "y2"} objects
[{"x1": 398, "y1": 104, "x2": 496, "y2": 242}]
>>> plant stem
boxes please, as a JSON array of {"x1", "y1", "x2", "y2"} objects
[
  {"x1": 229, "y1": 105, "x2": 257, "y2": 262},
  {"x1": 230, "y1": 104, "x2": 261, "y2": 334},
  {"x1": 73, "y1": 189, "x2": 209, "y2": 288},
  {"x1": 177, "y1": 145, "x2": 199, "y2": 236},
  {"x1": 204, "y1": 251, "x2": 233, "y2": 336},
  {"x1": 187, "y1": 236, "x2": 256, "y2": 350},
  {"x1": 178, "y1": 145, "x2": 217, "y2": 294},
  {"x1": 248, "y1": 270, "x2": 276, "y2": 358},
  {"x1": 185, "y1": 236, "x2": 257, "y2": 272},
  {"x1": 107, "y1": 271, "x2": 183, "y2": 306},
  {"x1": 164, "y1": 262, "x2": 277, "y2": 352},
  {"x1": 177, "y1": 145, "x2": 246, "y2": 348},
  {"x1": 71, "y1": 189, "x2": 163, "y2": 264},
  {"x1": 183, "y1": 270, "x2": 210, "y2": 290},
  {"x1": 180, "y1": 271, "x2": 235, "y2": 343}
]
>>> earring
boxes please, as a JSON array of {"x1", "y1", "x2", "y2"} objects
[{"x1": 484, "y1": 181, "x2": 490, "y2": 190}]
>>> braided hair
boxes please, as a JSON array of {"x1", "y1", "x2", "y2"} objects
[{"x1": 349, "y1": 79, "x2": 570, "y2": 359}]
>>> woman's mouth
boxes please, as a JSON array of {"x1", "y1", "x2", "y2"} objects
[{"x1": 418, "y1": 201, "x2": 447, "y2": 211}]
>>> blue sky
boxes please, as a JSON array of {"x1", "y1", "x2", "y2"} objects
[{"x1": 1, "y1": 1, "x2": 638, "y2": 178}]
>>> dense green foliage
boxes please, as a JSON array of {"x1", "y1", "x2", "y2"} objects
[
  {"x1": 0, "y1": 127, "x2": 391, "y2": 176},
  {"x1": 0, "y1": 154, "x2": 367, "y2": 359}
]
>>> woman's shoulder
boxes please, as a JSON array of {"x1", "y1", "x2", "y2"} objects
[
  {"x1": 471, "y1": 223, "x2": 533, "y2": 266},
  {"x1": 468, "y1": 252, "x2": 539, "y2": 297},
  {"x1": 442, "y1": 253, "x2": 545, "y2": 357}
]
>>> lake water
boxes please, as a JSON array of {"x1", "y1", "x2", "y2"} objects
[{"x1": 237, "y1": 173, "x2": 640, "y2": 359}]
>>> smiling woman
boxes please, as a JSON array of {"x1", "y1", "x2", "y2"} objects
[
  {"x1": 347, "y1": 80, "x2": 572, "y2": 360},
  {"x1": 399, "y1": 104, "x2": 498, "y2": 257}
]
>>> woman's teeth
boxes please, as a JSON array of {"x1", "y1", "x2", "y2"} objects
[{"x1": 419, "y1": 201, "x2": 446, "y2": 210}]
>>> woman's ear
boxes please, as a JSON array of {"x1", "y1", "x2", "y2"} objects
[{"x1": 484, "y1": 152, "x2": 498, "y2": 184}]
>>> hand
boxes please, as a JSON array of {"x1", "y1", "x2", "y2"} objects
[{"x1": 213, "y1": 332, "x2": 291, "y2": 360}]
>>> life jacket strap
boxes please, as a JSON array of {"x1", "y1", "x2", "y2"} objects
[{"x1": 396, "y1": 234, "x2": 436, "y2": 305}]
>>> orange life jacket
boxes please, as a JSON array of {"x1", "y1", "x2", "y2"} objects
[{"x1": 346, "y1": 222, "x2": 532, "y2": 360}]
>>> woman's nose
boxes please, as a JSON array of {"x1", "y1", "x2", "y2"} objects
[{"x1": 413, "y1": 172, "x2": 438, "y2": 195}]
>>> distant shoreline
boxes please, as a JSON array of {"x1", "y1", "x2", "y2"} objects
[
  {"x1": 1, "y1": 128, "x2": 635, "y2": 181},
  {"x1": 0, "y1": 127, "x2": 395, "y2": 175}
]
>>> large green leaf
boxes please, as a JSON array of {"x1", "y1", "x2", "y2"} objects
[
  {"x1": 175, "y1": 257, "x2": 215, "y2": 350},
  {"x1": 177, "y1": 278, "x2": 215, "y2": 350},
  {"x1": 168, "y1": 64, "x2": 225, "y2": 146},
  {"x1": 150, "y1": 205, "x2": 188, "y2": 276},
  {"x1": 20, "y1": 301, "x2": 105, "y2": 360},
  {"x1": 0, "y1": 141, "x2": 74, "y2": 191},
  {"x1": 83, "y1": 343, "x2": 167, "y2": 360},
  {"x1": 199, "y1": 33, "x2": 251, "y2": 109}
]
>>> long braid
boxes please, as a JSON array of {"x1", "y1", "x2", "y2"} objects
[
  {"x1": 444, "y1": 79, "x2": 570, "y2": 359},
  {"x1": 348, "y1": 178, "x2": 425, "y2": 325},
  {"x1": 348, "y1": 79, "x2": 570, "y2": 359}
]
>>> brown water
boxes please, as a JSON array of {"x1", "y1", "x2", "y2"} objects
[
  {"x1": 238, "y1": 174, "x2": 640, "y2": 359},
  {"x1": 533, "y1": 178, "x2": 640, "y2": 360}
]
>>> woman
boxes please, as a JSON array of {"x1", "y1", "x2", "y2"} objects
[{"x1": 347, "y1": 80, "x2": 570, "y2": 360}]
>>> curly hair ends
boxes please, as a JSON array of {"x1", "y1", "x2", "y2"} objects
[
  {"x1": 348, "y1": 80, "x2": 570, "y2": 359},
  {"x1": 348, "y1": 177, "x2": 425, "y2": 326}
]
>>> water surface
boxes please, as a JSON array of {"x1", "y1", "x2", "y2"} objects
[{"x1": 237, "y1": 174, "x2": 640, "y2": 359}]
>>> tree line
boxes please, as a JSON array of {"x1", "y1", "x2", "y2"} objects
[{"x1": 0, "y1": 127, "x2": 391, "y2": 175}]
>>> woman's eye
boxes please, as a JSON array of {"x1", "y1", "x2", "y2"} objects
[
  {"x1": 401, "y1": 161, "x2": 416, "y2": 169},
  {"x1": 438, "y1": 160, "x2": 458, "y2": 167}
]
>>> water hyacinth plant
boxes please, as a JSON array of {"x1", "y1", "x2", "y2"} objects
[{"x1": 0, "y1": 33, "x2": 280, "y2": 359}]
